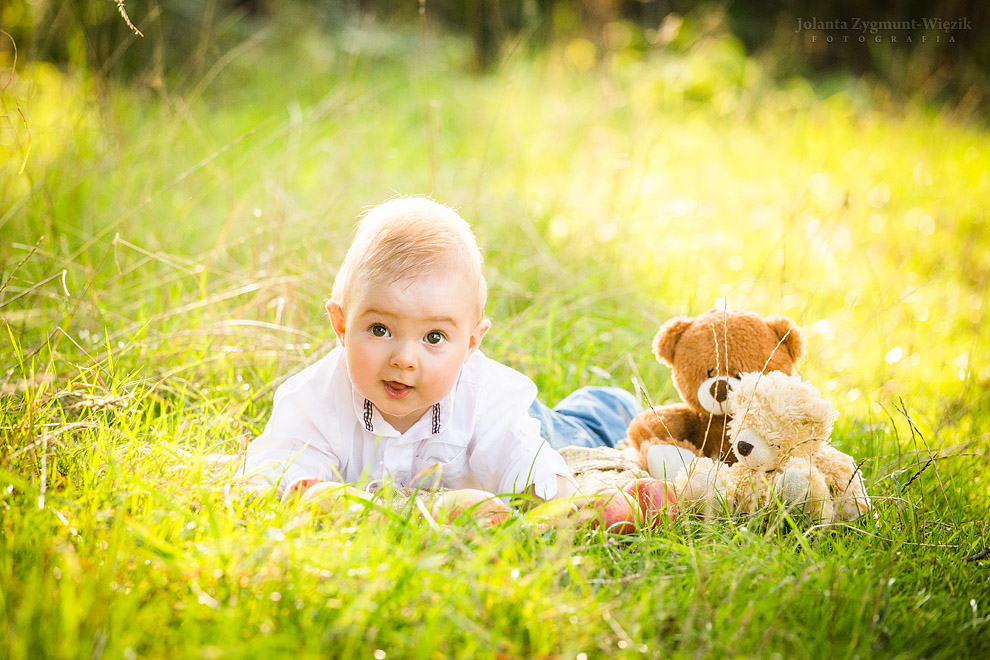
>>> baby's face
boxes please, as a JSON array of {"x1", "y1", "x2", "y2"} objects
[{"x1": 328, "y1": 273, "x2": 490, "y2": 434}]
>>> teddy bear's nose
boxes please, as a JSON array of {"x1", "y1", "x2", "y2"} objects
[
  {"x1": 736, "y1": 440, "x2": 754, "y2": 457},
  {"x1": 709, "y1": 379, "x2": 730, "y2": 402}
]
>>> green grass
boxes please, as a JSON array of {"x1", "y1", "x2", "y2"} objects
[{"x1": 2, "y1": 8, "x2": 990, "y2": 660}]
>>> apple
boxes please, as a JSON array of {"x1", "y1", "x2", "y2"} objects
[
  {"x1": 623, "y1": 478, "x2": 677, "y2": 527},
  {"x1": 585, "y1": 488, "x2": 641, "y2": 534},
  {"x1": 295, "y1": 481, "x2": 375, "y2": 515},
  {"x1": 280, "y1": 478, "x2": 326, "y2": 506}
]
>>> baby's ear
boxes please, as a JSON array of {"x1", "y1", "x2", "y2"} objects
[
  {"x1": 765, "y1": 315, "x2": 805, "y2": 364},
  {"x1": 466, "y1": 318, "x2": 492, "y2": 358},
  {"x1": 653, "y1": 316, "x2": 694, "y2": 366},
  {"x1": 326, "y1": 301, "x2": 346, "y2": 344}
]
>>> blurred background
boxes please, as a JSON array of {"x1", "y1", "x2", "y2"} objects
[{"x1": 3, "y1": 1, "x2": 988, "y2": 104}]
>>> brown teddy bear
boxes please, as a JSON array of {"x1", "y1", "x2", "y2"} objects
[{"x1": 627, "y1": 308, "x2": 805, "y2": 479}]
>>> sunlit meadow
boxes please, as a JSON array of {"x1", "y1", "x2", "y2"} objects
[{"x1": 2, "y1": 7, "x2": 989, "y2": 659}]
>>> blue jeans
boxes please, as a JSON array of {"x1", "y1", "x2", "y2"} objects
[{"x1": 528, "y1": 387, "x2": 641, "y2": 450}]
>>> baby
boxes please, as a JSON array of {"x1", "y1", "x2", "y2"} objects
[{"x1": 243, "y1": 197, "x2": 653, "y2": 525}]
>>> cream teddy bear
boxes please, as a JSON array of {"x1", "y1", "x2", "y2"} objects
[{"x1": 674, "y1": 371, "x2": 871, "y2": 523}]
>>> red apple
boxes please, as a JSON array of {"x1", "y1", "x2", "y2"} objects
[
  {"x1": 585, "y1": 488, "x2": 641, "y2": 534},
  {"x1": 297, "y1": 481, "x2": 373, "y2": 513},
  {"x1": 280, "y1": 478, "x2": 325, "y2": 506},
  {"x1": 623, "y1": 478, "x2": 677, "y2": 527}
]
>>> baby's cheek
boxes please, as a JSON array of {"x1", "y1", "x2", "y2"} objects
[{"x1": 432, "y1": 355, "x2": 465, "y2": 392}]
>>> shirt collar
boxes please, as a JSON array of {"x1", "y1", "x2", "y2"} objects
[{"x1": 348, "y1": 378, "x2": 456, "y2": 440}]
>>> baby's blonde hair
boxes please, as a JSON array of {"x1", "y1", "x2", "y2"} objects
[{"x1": 331, "y1": 197, "x2": 488, "y2": 320}]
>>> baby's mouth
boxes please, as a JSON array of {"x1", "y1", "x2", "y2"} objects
[{"x1": 383, "y1": 381, "x2": 413, "y2": 399}]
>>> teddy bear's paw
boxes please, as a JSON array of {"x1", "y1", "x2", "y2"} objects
[
  {"x1": 838, "y1": 492, "x2": 872, "y2": 521},
  {"x1": 836, "y1": 472, "x2": 872, "y2": 521},
  {"x1": 647, "y1": 444, "x2": 698, "y2": 482},
  {"x1": 777, "y1": 466, "x2": 812, "y2": 504}
]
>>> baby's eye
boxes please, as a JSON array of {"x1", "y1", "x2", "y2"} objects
[
  {"x1": 424, "y1": 331, "x2": 446, "y2": 346},
  {"x1": 369, "y1": 324, "x2": 390, "y2": 338}
]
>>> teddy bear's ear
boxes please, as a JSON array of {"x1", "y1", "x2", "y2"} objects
[
  {"x1": 765, "y1": 315, "x2": 806, "y2": 364},
  {"x1": 796, "y1": 396, "x2": 838, "y2": 425},
  {"x1": 797, "y1": 397, "x2": 839, "y2": 439},
  {"x1": 653, "y1": 316, "x2": 694, "y2": 366}
]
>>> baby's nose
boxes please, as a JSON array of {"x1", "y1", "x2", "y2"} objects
[{"x1": 390, "y1": 342, "x2": 418, "y2": 369}]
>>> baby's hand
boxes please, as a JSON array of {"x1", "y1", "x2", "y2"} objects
[{"x1": 430, "y1": 488, "x2": 512, "y2": 527}]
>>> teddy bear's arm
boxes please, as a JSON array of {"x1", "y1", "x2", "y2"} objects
[
  {"x1": 812, "y1": 445, "x2": 872, "y2": 520},
  {"x1": 627, "y1": 403, "x2": 704, "y2": 459},
  {"x1": 723, "y1": 464, "x2": 772, "y2": 515},
  {"x1": 675, "y1": 460, "x2": 767, "y2": 519}
]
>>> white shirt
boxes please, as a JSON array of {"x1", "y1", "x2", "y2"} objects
[{"x1": 243, "y1": 347, "x2": 575, "y2": 499}]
